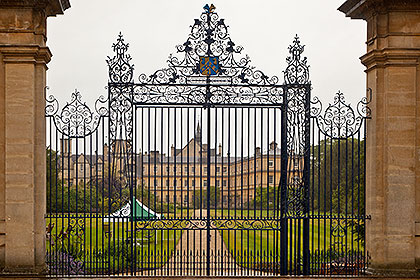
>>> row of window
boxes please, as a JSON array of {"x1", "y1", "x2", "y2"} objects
[
  {"x1": 163, "y1": 195, "x2": 253, "y2": 203},
  {"x1": 149, "y1": 175, "x2": 275, "y2": 187},
  {"x1": 147, "y1": 161, "x2": 278, "y2": 173}
]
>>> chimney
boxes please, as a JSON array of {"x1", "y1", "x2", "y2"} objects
[
  {"x1": 171, "y1": 145, "x2": 175, "y2": 157},
  {"x1": 150, "y1": 151, "x2": 160, "y2": 160},
  {"x1": 104, "y1": 144, "x2": 109, "y2": 158},
  {"x1": 270, "y1": 141, "x2": 277, "y2": 151},
  {"x1": 256, "y1": 147, "x2": 261, "y2": 157},
  {"x1": 60, "y1": 138, "x2": 72, "y2": 156},
  {"x1": 218, "y1": 143, "x2": 222, "y2": 156}
]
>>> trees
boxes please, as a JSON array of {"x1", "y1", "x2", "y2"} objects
[
  {"x1": 251, "y1": 185, "x2": 277, "y2": 210},
  {"x1": 193, "y1": 186, "x2": 220, "y2": 208},
  {"x1": 310, "y1": 138, "x2": 365, "y2": 215}
]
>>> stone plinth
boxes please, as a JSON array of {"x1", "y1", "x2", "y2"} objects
[
  {"x1": 0, "y1": 0, "x2": 70, "y2": 274},
  {"x1": 339, "y1": 0, "x2": 420, "y2": 275}
]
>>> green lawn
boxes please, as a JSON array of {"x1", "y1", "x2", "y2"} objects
[
  {"x1": 213, "y1": 209, "x2": 365, "y2": 269},
  {"x1": 46, "y1": 210, "x2": 190, "y2": 272},
  {"x1": 46, "y1": 209, "x2": 364, "y2": 273}
]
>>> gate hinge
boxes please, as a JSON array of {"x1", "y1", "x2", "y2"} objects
[{"x1": 365, "y1": 214, "x2": 372, "y2": 220}]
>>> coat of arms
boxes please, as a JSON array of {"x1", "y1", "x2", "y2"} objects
[{"x1": 199, "y1": 56, "x2": 219, "y2": 76}]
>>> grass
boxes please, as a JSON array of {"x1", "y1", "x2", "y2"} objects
[
  {"x1": 214, "y1": 209, "x2": 365, "y2": 270},
  {"x1": 46, "y1": 208, "x2": 364, "y2": 273},
  {"x1": 46, "y1": 209, "x2": 191, "y2": 272}
]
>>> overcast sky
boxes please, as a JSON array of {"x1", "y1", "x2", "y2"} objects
[{"x1": 46, "y1": 0, "x2": 366, "y2": 113}]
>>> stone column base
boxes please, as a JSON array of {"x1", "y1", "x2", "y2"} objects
[{"x1": 367, "y1": 267, "x2": 420, "y2": 277}]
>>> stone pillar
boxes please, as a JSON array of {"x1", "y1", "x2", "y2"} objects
[
  {"x1": 339, "y1": 0, "x2": 420, "y2": 275},
  {"x1": 0, "y1": 0, "x2": 70, "y2": 274}
]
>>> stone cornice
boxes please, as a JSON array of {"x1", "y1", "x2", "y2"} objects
[
  {"x1": 0, "y1": 45, "x2": 52, "y2": 64},
  {"x1": 0, "y1": 0, "x2": 70, "y2": 16},
  {"x1": 361, "y1": 48, "x2": 420, "y2": 70},
  {"x1": 339, "y1": 0, "x2": 420, "y2": 20}
]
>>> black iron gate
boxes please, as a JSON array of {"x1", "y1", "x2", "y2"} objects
[{"x1": 45, "y1": 4, "x2": 370, "y2": 277}]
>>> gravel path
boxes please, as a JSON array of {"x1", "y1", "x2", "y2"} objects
[{"x1": 146, "y1": 210, "x2": 269, "y2": 276}]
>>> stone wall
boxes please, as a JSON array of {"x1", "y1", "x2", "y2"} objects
[
  {"x1": 340, "y1": 0, "x2": 420, "y2": 275},
  {"x1": 0, "y1": 0, "x2": 69, "y2": 274}
]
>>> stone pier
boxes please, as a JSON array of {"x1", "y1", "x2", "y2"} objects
[
  {"x1": 0, "y1": 0, "x2": 70, "y2": 274},
  {"x1": 339, "y1": 0, "x2": 420, "y2": 276}
]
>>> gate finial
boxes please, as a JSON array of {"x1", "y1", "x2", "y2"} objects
[
  {"x1": 284, "y1": 35, "x2": 310, "y2": 84},
  {"x1": 203, "y1": 4, "x2": 215, "y2": 13},
  {"x1": 107, "y1": 32, "x2": 134, "y2": 84}
]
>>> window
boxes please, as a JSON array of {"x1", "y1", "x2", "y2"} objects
[
  {"x1": 203, "y1": 180, "x2": 208, "y2": 187},
  {"x1": 216, "y1": 180, "x2": 220, "y2": 187},
  {"x1": 269, "y1": 160, "x2": 274, "y2": 167},
  {"x1": 192, "y1": 166, "x2": 195, "y2": 173},
  {"x1": 192, "y1": 180, "x2": 195, "y2": 187},
  {"x1": 184, "y1": 167, "x2": 188, "y2": 173},
  {"x1": 269, "y1": 175, "x2": 274, "y2": 184},
  {"x1": 223, "y1": 167, "x2": 227, "y2": 173},
  {"x1": 204, "y1": 167, "x2": 208, "y2": 173},
  {"x1": 184, "y1": 180, "x2": 188, "y2": 186},
  {"x1": 223, "y1": 180, "x2": 227, "y2": 187},
  {"x1": 184, "y1": 195, "x2": 188, "y2": 204},
  {"x1": 216, "y1": 167, "x2": 221, "y2": 173},
  {"x1": 166, "y1": 180, "x2": 169, "y2": 186}
]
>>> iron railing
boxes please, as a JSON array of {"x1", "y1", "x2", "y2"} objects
[{"x1": 45, "y1": 3, "x2": 370, "y2": 277}]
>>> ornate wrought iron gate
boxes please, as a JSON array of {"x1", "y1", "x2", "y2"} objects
[{"x1": 45, "y1": 4, "x2": 370, "y2": 276}]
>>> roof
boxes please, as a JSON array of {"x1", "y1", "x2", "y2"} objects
[
  {"x1": 104, "y1": 197, "x2": 162, "y2": 222},
  {"x1": 338, "y1": 0, "x2": 367, "y2": 19},
  {"x1": 46, "y1": 0, "x2": 71, "y2": 16}
]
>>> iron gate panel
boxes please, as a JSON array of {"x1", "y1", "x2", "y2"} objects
[{"x1": 45, "y1": 4, "x2": 370, "y2": 277}]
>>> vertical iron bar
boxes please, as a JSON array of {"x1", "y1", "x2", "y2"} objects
[
  {"x1": 280, "y1": 87, "x2": 288, "y2": 275},
  {"x1": 303, "y1": 85, "x2": 311, "y2": 275}
]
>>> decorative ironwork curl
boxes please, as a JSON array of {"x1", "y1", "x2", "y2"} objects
[
  {"x1": 286, "y1": 174, "x2": 306, "y2": 216},
  {"x1": 95, "y1": 94, "x2": 109, "y2": 116},
  {"x1": 113, "y1": 4, "x2": 289, "y2": 106},
  {"x1": 45, "y1": 86, "x2": 59, "y2": 116},
  {"x1": 132, "y1": 84, "x2": 284, "y2": 105},
  {"x1": 135, "y1": 218, "x2": 281, "y2": 230},
  {"x1": 136, "y1": 5, "x2": 278, "y2": 86},
  {"x1": 331, "y1": 219, "x2": 347, "y2": 252},
  {"x1": 107, "y1": 32, "x2": 134, "y2": 83},
  {"x1": 68, "y1": 218, "x2": 85, "y2": 236},
  {"x1": 46, "y1": 90, "x2": 107, "y2": 138},
  {"x1": 357, "y1": 88, "x2": 372, "y2": 119},
  {"x1": 314, "y1": 91, "x2": 371, "y2": 139},
  {"x1": 286, "y1": 87, "x2": 309, "y2": 155},
  {"x1": 284, "y1": 35, "x2": 310, "y2": 85},
  {"x1": 310, "y1": 95, "x2": 322, "y2": 118}
]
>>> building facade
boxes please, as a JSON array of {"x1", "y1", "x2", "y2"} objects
[{"x1": 59, "y1": 125, "x2": 285, "y2": 207}]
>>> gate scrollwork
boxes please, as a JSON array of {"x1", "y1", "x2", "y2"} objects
[
  {"x1": 45, "y1": 89, "x2": 107, "y2": 138},
  {"x1": 311, "y1": 89, "x2": 372, "y2": 139}
]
